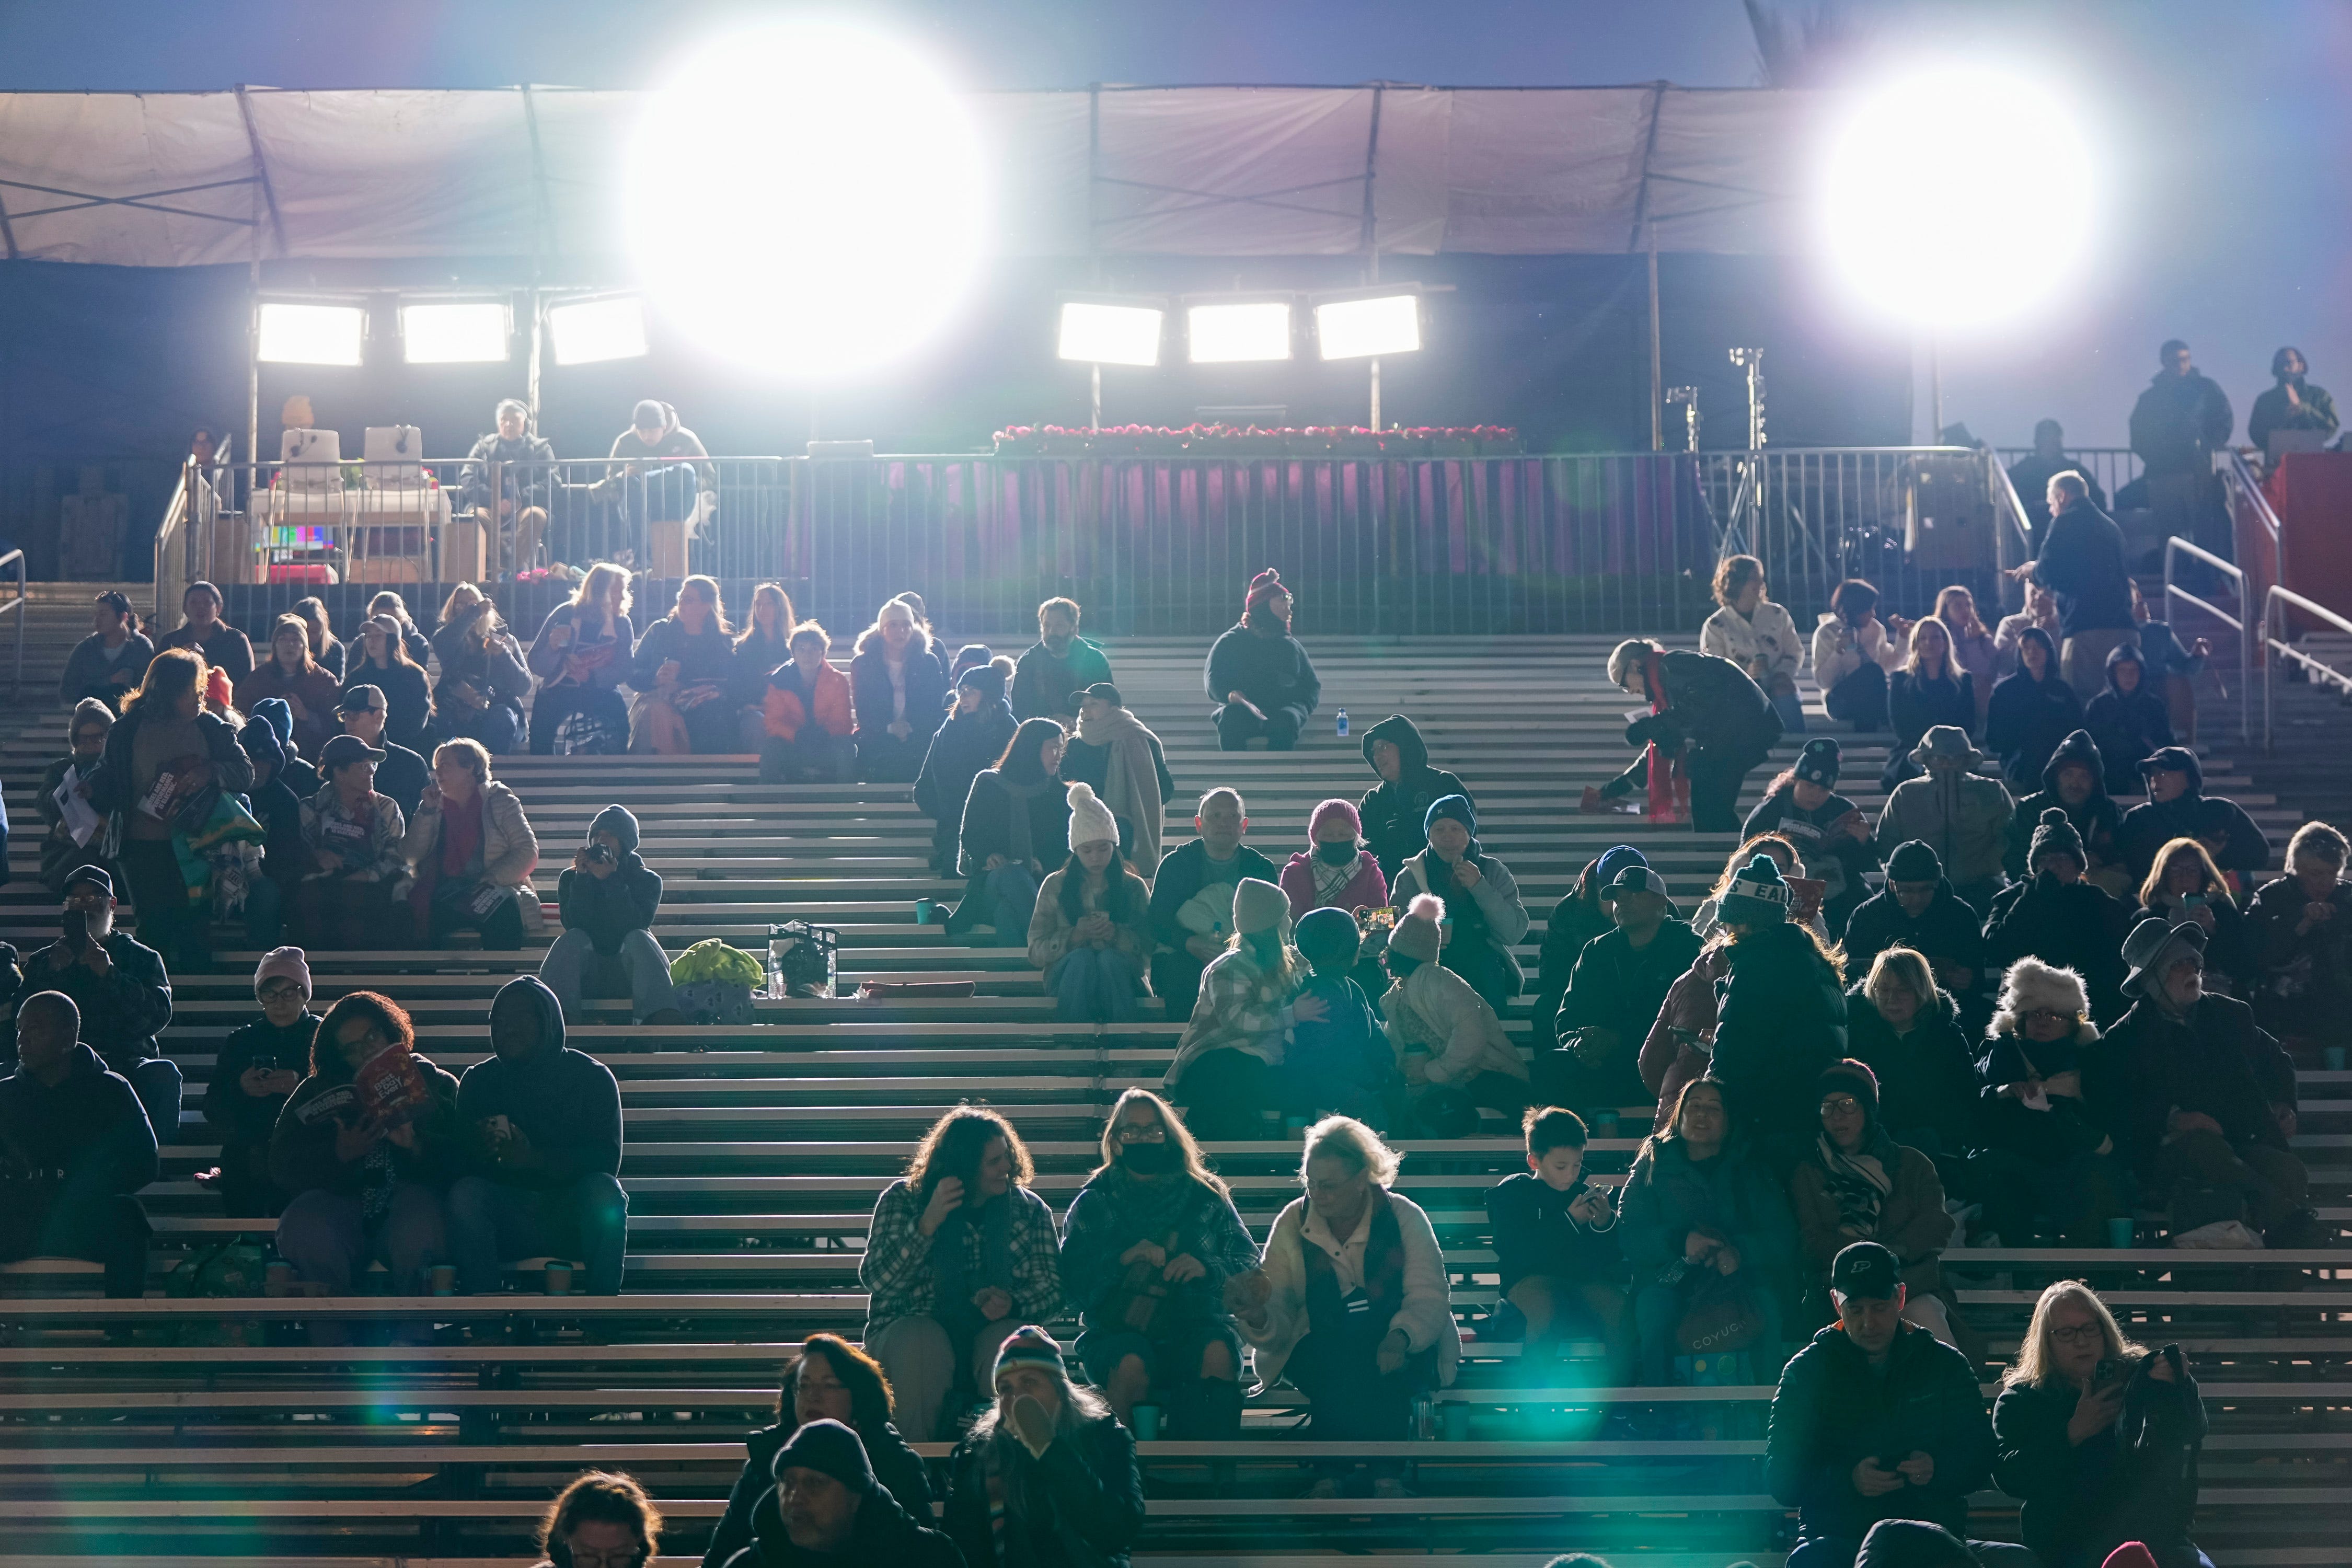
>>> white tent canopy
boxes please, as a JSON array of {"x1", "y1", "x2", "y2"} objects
[{"x1": 0, "y1": 84, "x2": 1828, "y2": 267}]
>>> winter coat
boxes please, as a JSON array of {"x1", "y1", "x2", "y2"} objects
[
  {"x1": 1843, "y1": 881, "x2": 1989, "y2": 994},
  {"x1": 59, "y1": 631, "x2": 154, "y2": 707},
  {"x1": 2249, "y1": 379, "x2": 2338, "y2": 454},
  {"x1": 1204, "y1": 623, "x2": 1320, "y2": 726},
  {"x1": 726, "y1": 627, "x2": 794, "y2": 710},
  {"x1": 1389, "y1": 848, "x2": 1531, "y2": 980},
  {"x1": 2244, "y1": 873, "x2": 2352, "y2": 1040},
  {"x1": 958, "y1": 770, "x2": 1071, "y2": 879},
  {"x1": 2140, "y1": 888, "x2": 2257, "y2": 995},
  {"x1": 1027, "y1": 868, "x2": 1153, "y2": 985},
  {"x1": 762, "y1": 660, "x2": 855, "y2": 743},
  {"x1": 1278, "y1": 848, "x2": 1386, "y2": 921},
  {"x1": 628, "y1": 615, "x2": 736, "y2": 698},
  {"x1": 87, "y1": 702, "x2": 255, "y2": 839},
  {"x1": 235, "y1": 664, "x2": 342, "y2": 756},
  {"x1": 1060, "y1": 710, "x2": 1173, "y2": 872},
  {"x1": 1992, "y1": 1355, "x2": 2209, "y2": 1568},
  {"x1": 158, "y1": 620, "x2": 254, "y2": 685},
  {"x1": 1059, "y1": 1163, "x2": 1258, "y2": 1334},
  {"x1": 859, "y1": 1178, "x2": 1064, "y2": 1344},
  {"x1": 1975, "y1": 1024, "x2": 2113, "y2": 1169},
  {"x1": 401, "y1": 779, "x2": 543, "y2": 932},
  {"x1": 1887, "y1": 667, "x2": 1976, "y2": 753},
  {"x1": 1742, "y1": 787, "x2": 1876, "y2": 919},
  {"x1": 456, "y1": 430, "x2": 556, "y2": 514},
  {"x1": 344, "y1": 656, "x2": 434, "y2": 754},
  {"x1": 1844, "y1": 987, "x2": 1978, "y2": 1158},
  {"x1": 1356, "y1": 714, "x2": 1472, "y2": 880},
  {"x1": 1879, "y1": 769, "x2": 2015, "y2": 893},
  {"x1": 1146, "y1": 839, "x2": 1279, "y2": 955},
  {"x1": 1239, "y1": 1189, "x2": 1459, "y2": 1389},
  {"x1": 2030, "y1": 500, "x2": 2136, "y2": 636},
  {"x1": 2118, "y1": 793, "x2": 2269, "y2": 885},
  {"x1": 1812, "y1": 613, "x2": 1906, "y2": 691},
  {"x1": 1985, "y1": 660, "x2": 2084, "y2": 790},
  {"x1": 1535, "y1": 872, "x2": 1622, "y2": 1052},
  {"x1": 850, "y1": 641, "x2": 951, "y2": 748},
  {"x1": 1011, "y1": 636, "x2": 1114, "y2": 722},
  {"x1": 204, "y1": 1011, "x2": 317, "y2": 1192},
  {"x1": 1557, "y1": 919, "x2": 1703, "y2": 1074},
  {"x1": 944, "y1": 1412, "x2": 1144, "y2": 1568},
  {"x1": 2130, "y1": 369, "x2": 2233, "y2": 476},
  {"x1": 2003, "y1": 730, "x2": 2124, "y2": 881},
  {"x1": 1992, "y1": 606, "x2": 2065, "y2": 677},
  {"x1": 1165, "y1": 943, "x2": 1298, "y2": 1090},
  {"x1": 1707, "y1": 924, "x2": 1847, "y2": 1153},
  {"x1": 299, "y1": 785, "x2": 408, "y2": 887},
  {"x1": 704, "y1": 1417, "x2": 935, "y2": 1568},
  {"x1": 1604, "y1": 649, "x2": 1782, "y2": 799},
  {"x1": 2087, "y1": 992, "x2": 2295, "y2": 1183},
  {"x1": 1485, "y1": 1170, "x2": 1624, "y2": 1295},
  {"x1": 0, "y1": 1041, "x2": 158, "y2": 1201},
  {"x1": 914, "y1": 699, "x2": 1016, "y2": 835},
  {"x1": 524, "y1": 603, "x2": 635, "y2": 694},
  {"x1": 556, "y1": 818, "x2": 662, "y2": 957},
  {"x1": 1790, "y1": 1137, "x2": 1953, "y2": 1292},
  {"x1": 1381, "y1": 959, "x2": 1527, "y2": 1088},
  {"x1": 24, "y1": 930, "x2": 174, "y2": 1068},
  {"x1": 269, "y1": 1050, "x2": 463, "y2": 1197},
  {"x1": 1984, "y1": 874, "x2": 2134, "y2": 1027},
  {"x1": 2083, "y1": 653, "x2": 2174, "y2": 789},
  {"x1": 1639, "y1": 948, "x2": 1727, "y2": 1132},
  {"x1": 455, "y1": 979, "x2": 622, "y2": 1190},
  {"x1": 595, "y1": 406, "x2": 714, "y2": 488},
  {"x1": 431, "y1": 615, "x2": 532, "y2": 712},
  {"x1": 1701, "y1": 598, "x2": 1806, "y2": 685},
  {"x1": 1617, "y1": 1129, "x2": 1801, "y2": 1316},
  {"x1": 1765, "y1": 1320, "x2": 1992, "y2": 1542}
]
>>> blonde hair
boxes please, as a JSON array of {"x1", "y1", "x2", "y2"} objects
[
  {"x1": 737, "y1": 582, "x2": 796, "y2": 650},
  {"x1": 2138, "y1": 836, "x2": 2231, "y2": 910},
  {"x1": 571, "y1": 562, "x2": 633, "y2": 621},
  {"x1": 1904, "y1": 614, "x2": 1954, "y2": 677},
  {"x1": 1865, "y1": 946, "x2": 1939, "y2": 1011},
  {"x1": 1091, "y1": 1088, "x2": 1227, "y2": 1195},
  {"x1": 431, "y1": 737, "x2": 493, "y2": 785},
  {"x1": 2004, "y1": 1279, "x2": 2140, "y2": 1390},
  {"x1": 1301, "y1": 1114, "x2": 1402, "y2": 1188},
  {"x1": 1933, "y1": 584, "x2": 1978, "y2": 630}
]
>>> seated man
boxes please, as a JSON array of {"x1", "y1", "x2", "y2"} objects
[
  {"x1": 2002, "y1": 729, "x2": 2125, "y2": 892},
  {"x1": 1010, "y1": 596, "x2": 1114, "y2": 725},
  {"x1": 0, "y1": 991, "x2": 158, "y2": 1297},
  {"x1": 36, "y1": 700, "x2": 115, "y2": 896},
  {"x1": 448, "y1": 976, "x2": 627, "y2": 1295},
  {"x1": 295, "y1": 734, "x2": 411, "y2": 951},
  {"x1": 2090, "y1": 916, "x2": 2313, "y2": 1246},
  {"x1": 2117, "y1": 746, "x2": 2270, "y2": 887},
  {"x1": 1484, "y1": 1107, "x2": 1630, "y2": 1382},
  {"x1": 1357, "y1": 714, "x2": 1473, "y2": 882},
  {"x1": 1146, "y1": 789, "x2": 1276, "y2": 1021},
  {"x1": 1543, "y1": 864, "x2": 1700, "y2": 1109},
  {"x1": 1982, "y1": 809, "x2": 2132, "y2": 1027},
  {"x1": 538, "y1": 805, "x2": 682, "y2": 1024},
  {"x1": 1877, "y1": 728, "x2": 2015, "y2": 919},
  {"x1": 1764, "y1": 1241, "x2": 2004, "y2": 1568},
  {"x1": 735, "y1": 1419, "x2": 964, "y2": 1567},
  {"x1": 1843, "y1": 842, "x2": 1988, "y2": 1020},
  {"x1": 27, "y1": 867, "x2": 177, "y2": 1144},
  {"x1": 337, "y1": 685, "x2": 429, "y2": 821},
  {"x1": 455, "y1": 398, "x2": 555, "y2": 571}
]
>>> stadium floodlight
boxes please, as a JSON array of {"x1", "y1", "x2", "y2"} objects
[
  {"x1": 1314, "y1": 291, "x2": 1421, "y2": 360},
  {"x1": 400, "y1": 301, "x2": 510, "y2": 364},
  {"x1": 258, "y1": 302, "x2": 365, "y2": 366},
  {"x1": 1187, "y1": 300, "x2": 1293, "y2": 364},
  {"x1": 1819, "y1": 66, "x2": 2096, "y2": 330},
  {"x1": 548, "y1": 296, "x2": 650, "y2": 365},
  {"x1": 624, "y1": 19, "x2": 987, "y2": 378},
  {"x1": 1057, "y1": 300, "x2": 1164, "y2": 367}
]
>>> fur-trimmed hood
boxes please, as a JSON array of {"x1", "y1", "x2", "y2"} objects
[{"x1": 1989, "y1": 955, "x2": 2097, "y2": 1041}]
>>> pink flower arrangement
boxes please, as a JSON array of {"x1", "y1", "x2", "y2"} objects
[{"x1": 991, "y1": 422, "x2": 1518, "y2": 452}]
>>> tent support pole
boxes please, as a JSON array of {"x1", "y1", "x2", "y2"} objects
[{"x1": 1648, "y1": 223, "x2": 1663, "y2": 451}]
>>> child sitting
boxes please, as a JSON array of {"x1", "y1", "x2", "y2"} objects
[
  {"x1": 1484, "y1": 1106, "x2": 1631, "y2": 1381},
  {"x1": 1281, "y1": 907, "x2": 1393, "y2": 1124}
]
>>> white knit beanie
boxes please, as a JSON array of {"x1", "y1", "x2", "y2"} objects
[{"x1": 1066, "y1": 781, "x2": 1118, "y2": 848}]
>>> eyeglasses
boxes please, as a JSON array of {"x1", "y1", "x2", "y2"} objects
[
  {"x1": 2049, "y1": 1322, "x2": 2106, "y2": 1346},
  {"x1": 256, "y1": 982, "x2": 305, "y2": 1003},
  {"x1": 1113, "y1": 1123, "x2": 1167, "y2": 1143},
  {"x1": 564, "y1": 1549, "x2": 643, "y2": 1568},
  {"x1": 2023, "y1": 1008, "x2": 2074, "y2": 1027},
  {"x1": 1819, "y1": 1096, "x2": 1862, "y2": 1116}
]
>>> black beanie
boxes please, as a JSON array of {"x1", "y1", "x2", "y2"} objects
[
  {"x1": 2028, "y1": 806, "x2": 2085, "y2": 871},
  {"x1": 771, "y1": 1417, "x2": 874, "y2": 1493},
  {"x1": 1793, "y1": 736, "x2": 1841, "y2": 789},
  {"x1": 1885, "y1": 840, "x2": 1942, "y2": 883}
]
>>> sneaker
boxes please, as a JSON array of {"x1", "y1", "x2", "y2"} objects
[
  {"x1": 1301, "y1": 1477, "x2": 1342, "y2": 1501},
  {"x1": 1371, "y1": 1477, "x2": 1413, "y2": 1500}
]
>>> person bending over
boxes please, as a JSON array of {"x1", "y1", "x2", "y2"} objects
[
  {"x1": 0, "y1": 991, "x2": 157, "y2": 1298},
  {"x1": 1486, "y1": 1107, "x2": 1631, "y2": 1383},
  {"x1": 943, "y1": 1327, "x2": 1146, "y2": 1568},
  {"x1": 539, "y1": 805, "x2": 682, "y2": 1025},
  {"x1": 1592, "y1": 637, "x2": 1781, "y2": 833},
  {"x1": 1205, "y1": 569, "x2": 1319, "y2": 751}
]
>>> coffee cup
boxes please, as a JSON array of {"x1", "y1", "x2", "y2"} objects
[
  {"x1": 1129, "y1": 1403, "x2": 1162, "y2": 1441},
  {"x1": 428, "y1": 1264, "x2": 457, "y2": 1296},
  {"x1": 544, "y1": 1262, "x2": 574, "y2": 1295}
]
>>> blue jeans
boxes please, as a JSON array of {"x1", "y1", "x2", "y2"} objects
[
  {"x1": 1050, "y1": 946, "x2": 1142, "y2": 1023},
  {"x1": 958, "y1": 864, "x2": 1039, "y2": 948},
  {"x1": 446, "y1": 1171, "x2": 627, "y2": 1295},
  {"x1": 1770, "y1": 688, "x2": 1807, "y2": 735},
  {"x1": 540, "y1": 927, "x2": 678, "y2": 1022},
  {"x1": 276, "y1": 1182, "x2": 446, "y2": 1296},
  {"x1": 108, "y1": 1055, "x2": 182, "y2": 1146},
  {"x1": 1634, "y1": 1276, "x2": 1782, "y2": 1386}
]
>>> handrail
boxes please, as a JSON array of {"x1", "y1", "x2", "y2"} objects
[
  {"x1": 2163, "y1": 536, "x2": 2250, "y2": 743},
  {"x1": 2261, "y1": 583, "x2": 2352, "y2": 752},
  {"x1": 154, "y1": 462, "x2": 192, "y2": 626},
  {"x1": 2221, "y1": 449, "x2": 2286, "y2": 591},
  {"x1": 1982, "y1": 450, "x2": 2035, "y2": 613},
  {"x1": 0, "y1": 548, "x2": 25, "y2": 700}
]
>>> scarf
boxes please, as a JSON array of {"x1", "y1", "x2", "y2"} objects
[
  {"x1": 1103, "y1": 1161, "x2": 1200, "y2": 1246},
  {"x1": 1815, "y1": 1128, "x2": 1898, "y2": 1239},
  {"x1": 995, "y1": 776, "x2": 1052, "y2": 870},
  {"x1": 1074, "y1": 705, "x2": 1165, "y2": 875},
  {"x1": 410, "y1": 787, "x2": 487, "y2": 923},
  {"x1": 1642, "y1": 649, "x2": 1690, "y2": 823},
  {"x1": 1309, "y1": 849, "x2": 1361, "y2": 905},
  {"x1": 1411, "y1": 845, "x2": 1491, "y2": 947}
]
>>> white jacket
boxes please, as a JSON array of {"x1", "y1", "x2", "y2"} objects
[
  {"x1": 1701, "y1": 600, "x2": 1806, "y2": 685},
  {"x1": 1812, "y1": 613, "x2": 1905, "y2": 689},
  {"x1": 1240, "y1": 1190, "x2": 1460, "y2": 1389},
  {"x1": 1381, "y1": 960, "x2": 1528, "y2": 1087}
]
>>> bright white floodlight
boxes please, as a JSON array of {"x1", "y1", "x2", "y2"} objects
[
  {"x1": 258, "y1": 303, "x2": 365, "y2": 366},
  {"x1": 1058, "y1": 302, "x2": 1163, "y2": 367},
  {"x1": 1188, "y1": 301, "x2": 1293, "y2": 363},
  {"x1": 1316, "y1": 293, "x2": 1420, "y2": 360},
  {"x1": 548, "y1": 297, "x2": 650, "y2": 365},
  {"x1": 624, "y1": 20, "x2": 986, "y2": 378},
  {"x1": 400, "y1": 302, "x2": 509, "y2": 364},
  {"x1": 1819, "y1": 67, "x2": 2096, "y2": 330}
]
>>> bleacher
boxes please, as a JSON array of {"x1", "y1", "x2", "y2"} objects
[{"x1": 0, "y1": 592, "x2": 2345, "y2": 1567}]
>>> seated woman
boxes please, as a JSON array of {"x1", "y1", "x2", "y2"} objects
[
  {"x1": 1789, "y1": 1058, "x2": 1958, "y2": 1346},
  {"x1": 701, "y1": 1333, "x2": 932, "y2": 1568},
  {"x1": 289, "y1": 596, "x2": 346, "y2": 682},
  {"x1": 1279, "y1": 798, "x2": 1388, "y2": 921},
  {"x1": 757, "y1": 622, "x2": 856, "y2": 785},
  {"x1": 1993, "y1": 1280, "x2": 2209, "y2": 1568},
  {"x1": 1059, "y1": 1089, "x2": 1258, "y2": 1433},
  {"x1": 2138, "y1": 836, "x2": 2256, "y2": 998},
  {"x1": 525, "y1": 562, "x2": 635, "y2": 756},
  {"x1": 850, "y1": 595, "x2": 950, "y2": 783},
  {"x1": 236, "y1": 615, "x2": 342, "y2": 758},
  {"x1": 365, "y1": 590, "x2": 435, "y2": 668},
  {"x1": 1935, "y1": 584, "x2": 2000, "y2": 730},
  {"x1": 1970, "y1": 958, "x2": 2131, "y2": 1250},
  {"x1": 1229, "y1": 1116, "x2": 1457, "y2": 1499},
  {"x1": 943, "y1": 1327, "x2": 1145, "y2": 1568},
  {"x1": 401, "y1": 740, "x2": 540, "y2": 952},
  {"x1": 1809, "y1": 578, "x2": 1905, "y2": 731},
  {"x1": 2244, "y1": 821, "x2": 2352, "y2": 1052},
  {"x1": 1027, "y1": 783, "x2": 1153, "y2": 1023},
  {"x1": 347, "y1": 614, "x2": 433, "y2": 755},
  {"x1": 296, "y1": 734, "x2": 411, "y2": 950},
  {"x1": 729, "y1": 582, "x2": 797, "y2": 753},
  {"x1": 913, "y1": 657, "x2": 1017, "y2": 875},
  {"x1": 1205, "y1": 569, "x2": 1320, "y2": 751},
  {"x1": 59, "y1": 590, "x2": 153, "y2": 711},
  {"x1": 1387, "y1": 795, "x2": 1529, "y2": 1009},
  {"x1": 431, "y1": 584, "x2": 533, "y2": 756},
  {"x1": 1742, "y1": 739, "x2": 1876, "y2": 939},
  {"x1": 951, "y1": 717, "x2": 1070, "y2": 946},
  {"x1": 859, "y1": 1108, "x2": 1065, "y2": 1443},
  {"x1": 1161, "y1": 878, "x2": 1316, "y2": 1142},
  {"x1": 629, "y1": 573, "x2": 739, "y2": 755},
  {"x1": 1985, "y1": 626, "x2": 2082, "y2": 791},
  {"x1": 1381, "y1": 893, "x2": 1531, "y2": 1132},
  {"x1": 1882, "y1": 615, "x2": 1976, "y2": 792},
  {"x1": 1700, "y1": 554, "x2": 1807, "y2": 735},
  {"x1": 268, "y1": 990, "x2": 459, "y2": 1311},
  {"x1": 1843, "y1": 947, "x2": 1979, "y2": 1184},
  {"x1": 1617, "y1": 1076, "x2": 1801, "y2": 1384}
]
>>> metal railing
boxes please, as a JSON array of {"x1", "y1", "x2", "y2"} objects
[
  {"x1": 2220, "y1": 450, "x2": 2285, "y2": 609},
  {"x1": 0, "y1": 548, "x2": 24, "y2": 698},
  {"x1": 2262, "y1": 583, "x2": 2352, "y2": 752},
  {"x1": 2163, "y1": 536, "x2": 2250, "y2": 743},
  {"x1": 1981, "y1": 450, "x2": 2036, "y2": 614},
  {"x1": 1992, "y1": 446, "x2": 2143, "y2": 520}
]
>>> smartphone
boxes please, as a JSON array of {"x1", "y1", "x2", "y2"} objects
[
  {"x1": 62, "y1": 909, "x2": 88, "y2": 953},
  {"x1": 584, "y1": 843, "x2": 615, "y2": 867},
  {"x1": 2092, "y1": 1356, "x2": 2130, "y2": 1392},
  {"x1": 2180, "y1": 894, "x2": 2205, "y2": 911}
]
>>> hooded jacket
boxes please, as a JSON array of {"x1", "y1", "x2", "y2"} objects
[
  {"x1": 0, "y1": 1041, "x2": 158, "y2": 1200},
  {"x1": 1843, "y1": 879, "x2": 1989, "y2": 991},
  {"x1": 1985, "y1": 628, "x2": 2085, "y2": 789},
  {"x1": 914, "y1": 694, "x2": 1016, "y2": 822},
  {"x1": 558, "y1": 804, "x2": 663, "y2": 954},
  {"x1": 1602, "y1": 649, "x2": 1782, "y2": 799},
  {"x1": 1984, "y1": 873, "x2": 2134, "y2": 1026},
  {"x1": 2115, "y1": 754, "x2": 2269, "y2": 881},
  {"x1": 1765, "y1": 1320, "x2": 1993, "y2": 1543},
  {"x1": 1879, "y1": 765, "x2": 2015, "y2": 893},
  {"x1": 2082, "y1": 645, "x2": 2174, "y2": 788},
  {"x1": 1356, "y1": 716, "x2": 1472, "y2": 879},
  {"x1": 2005, "y1": 730, "x2": 2123, "y2": 880},
  {"x1": 1844, "y1": 986, "x2": 1978, "y2": 1158},
  {"x1": 1204, "y1": 621, "x2": 1320, "y2": 725},
  {"x1": 706, "y1": 1416, "x2": 935, "y2": 1568},
  {"x1": 236, "y1": 719, "x2": 307, "y2": 894},
  {"x1": 2087, "y1": 990, "x2": 2295, "y2": 1183},
  {"x1": 1976, "y1": 1012, "x2": 2113, "y2": 1169},
  {"x1": 1011, "y1": 634, "x2": 1114, "y2": 722},
  {"x1": 455, "y1": 976, "x2": 623, "y2": 1190},
  {"x1": 456, "y1": 429, "x2": 556, "y2": 514},
  {"x1": 268, "y1": 1036, "x2": 463, "y2": 1198},
  {"x1": 1707, "y1": 923, "x2": 1848, "y2": 1150},
  {"x1": 596, "y1": 402, "x2": 714, "y2": 487},
  {"x1": 723, "y1": 1462, "x2": 964, "y2": 1568}
]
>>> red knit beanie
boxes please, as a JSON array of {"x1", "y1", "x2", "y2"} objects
[
  {"x1": 1244, "y1": 568, "x2": 1286, "y2": 619},
  {"x1": 2100, "y1": 1547, "x2": 2160, "y2": 1568},
  {"x1": 1309, "y1": 797, "x2": 1362, "y2": 841}
]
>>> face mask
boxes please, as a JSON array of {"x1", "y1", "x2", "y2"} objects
[
  {"x1": 1120, "y1": 1140, "x2": 1179, "y2": 1175},
  {"x1": 1316, "y1": 840, "x2": 1358, "y2": 866}
]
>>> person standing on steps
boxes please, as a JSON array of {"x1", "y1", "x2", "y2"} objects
[
  {"x1": 1206, "y1": 570, "x2": 1319, "y2": 752},
  {"x1": 1146, "y1": 789, "x2": 1276, "y2": 1021},
  {"x1": 2129, "y1": 340, "x2": 2234, "y2": 564},
  {"x1": 2249, "y1": 345, "x2": 2338, "y2": 456},
  {"x1": 1590, "y1": 637, "x2": 1782, "y2": 833},
  {"x1": 1356, "y1": 713, "x2": 1473, "y2": 882}
]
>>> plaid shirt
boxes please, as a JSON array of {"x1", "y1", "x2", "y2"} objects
[{"x1": 861, "y1": 1178, "x2": 1064, "y2": 1341}]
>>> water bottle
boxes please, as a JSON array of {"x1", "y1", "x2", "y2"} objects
[{"x1": 1335, "y1": 708, "x2": 1348, "y2": 737}]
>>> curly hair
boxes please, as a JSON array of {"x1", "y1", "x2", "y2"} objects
[
  {"x1": 903, "y1": 1105, "x2": 1035, "y2": 1207},
  {"x1": 310, "y1": 990, "x2": 415, "y2": 1081}
]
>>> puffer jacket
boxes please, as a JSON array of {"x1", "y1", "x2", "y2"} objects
[
  {"x1": 1381, "y1": 959, "x2": 1528, "y2": 1088},
  {"x1": 1701, "y1": 598, "x2": 1805, "y2": 686},
  {"x1": 399, "y1": 779, "x2": 543, "y2": 931}
]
